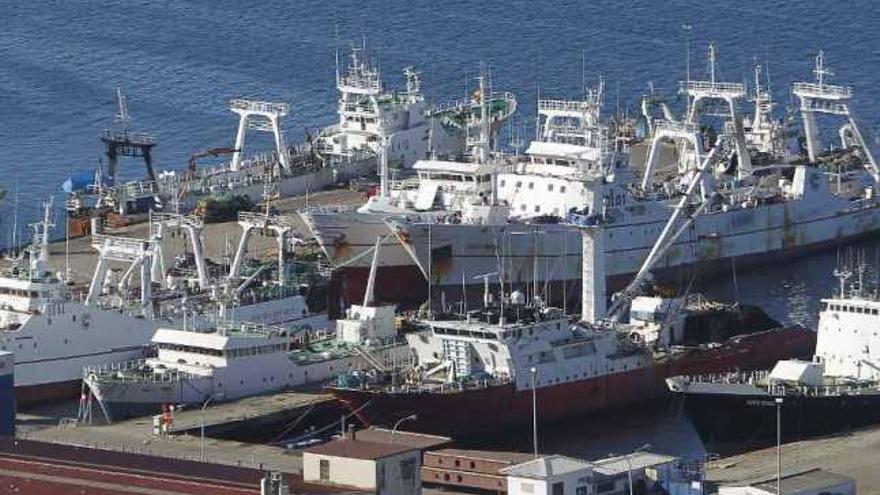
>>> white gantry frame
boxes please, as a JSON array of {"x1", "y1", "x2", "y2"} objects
[
  {"x1": 151, "y1": 213, "x2": 209, "y2": 289},
  {"x1": 792, "y1": 51, "x2": 879, "y2": 183},
  {"x1": 86, "y1": 234, "x2": 158, "y2": 319},
  {"x1": 679, "y1": 43, "x2": 752, "y2": 179},
  {"x1": 228, "y1": 211, "x2": 302, "y2": 287},
  {"x1": 229, "y1": 99, "x2": 290, "y2": 172}
]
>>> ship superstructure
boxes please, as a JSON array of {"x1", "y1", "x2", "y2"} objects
[
  {"x1": 389, "y1": 50, "x2": 880, "y2": 308},
  {"x1": 299, "y1": 74, "x2": 517, "y2": 304}
]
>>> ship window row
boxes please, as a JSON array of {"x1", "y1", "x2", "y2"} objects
[
  {"x1": 824, "y1": 302, "x2": 879, "y2": 315},
  {"x1": 501, "y1": 180, "x2": 568, "y2": 194},
  {"x1": 0, "y1": 288, "x2": 39, "y2": 297},
  {"x1": 157, "y1": 342, "x2": 287, "y2": 357},
  {"x1": 432, "y1": 326, "x2": 497, "y2": 340},
  {"x1": 419, "y1": 172, "x2": 491, "y2": 183}
]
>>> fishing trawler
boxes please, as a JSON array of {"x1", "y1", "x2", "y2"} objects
[
  {"x1": 65, "y1": 48, "x2": 516, "y2": 233},
  {"x1": 299, "y1": 74, "x2": 518, "y2": 305},
  {"x1": 0, "y1": 201, "x2": 163, "y2": 404},
  {"x1": 326, "y1": 173, "x2": 816, "y2": 435},
  {"x1": 2, "y1": 203, "x2": 328, "y2": 406},
  {"x1": 389, "y1": 50, "x2": 880, "y2": 307},
  {"x1": 84, "y1": 238, "x2": 409, "y2": 421},
  {"x1": 667, "y1": 268, "x2": 880, "y2": 444}
]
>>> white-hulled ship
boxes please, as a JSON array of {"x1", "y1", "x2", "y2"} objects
[
  {"x1": 2, "y1": 204, "x2": 328, "y2": 406},
  {"x1": 299, "y1": 75, "x2": 517, "y2": 305},
  {"x1": 0, "y1": 201, "x2": 164, "y2": 405},
  {"x1": 389, "y1": 50, "x2": 880, "y2": 306},
  {"x1": 66, "y1": 47, "x2": 516, "y2": 228},
  {"x1": 667, "y1": 268, "x2": 880, "y2": 444},
  {"x1": 84, "y1": 239, "x2": 410, "y2": 421}
]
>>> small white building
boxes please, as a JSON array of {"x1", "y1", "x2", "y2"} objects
[
  {"x1": 303, "y1": 436, "x2": 421, "y2": 494},
  {"x1": 502, "y1": 452, "x2": 678, "y2": 495},
  {"x1": 719, "y1": 469, "x2": 855, "y2": 495},
  {"x1": 502, "y1": 455, "x2": 595, "y2": 495}
]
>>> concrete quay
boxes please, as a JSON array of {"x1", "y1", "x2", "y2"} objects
[
  {"x1": 15, "y1": 390, "x2": 348, "y2": 475},
  {"x1": 707, "y1": 424, "x2": 880, "y2": 495}
]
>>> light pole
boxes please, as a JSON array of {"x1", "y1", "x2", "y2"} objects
[
  {"x1": 625, "y1": 443, "x2": 652, "y2": 495},
  {"x1": 200, "y1": 394, "x2": 223, "y2": 462},
  {"x1": 530, "y1": 367, "x2": 538, "y2": 459},
  {"x1": 391, "y1": 414, "x2": 418, "y2": 442},
  {"x1": 775, "y1": 397, "x2": 783, "y2": 495}
]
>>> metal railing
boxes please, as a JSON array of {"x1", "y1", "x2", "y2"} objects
[
  {"x1": 539, "y1": 99, "x2": 598, "y2": 113},
  {"x1": 792, "y1": 82, "x2": 852, "y2": 99},
  {"x1": 229, "y1": 99, "x2": 289, "y2": 116},
  {"x1": 680, "y1": 80, "x2": 746, "y2": 95}
]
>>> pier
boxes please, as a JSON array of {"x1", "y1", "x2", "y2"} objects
[{"x1": 16, "y1": 390, "x2": 342, "y2": 474}]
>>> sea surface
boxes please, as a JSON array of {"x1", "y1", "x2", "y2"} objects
[{"x1": 4, "y1": 0, "x2": 880, "y2": 457}]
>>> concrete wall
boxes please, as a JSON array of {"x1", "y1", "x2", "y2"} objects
[
  {"x1": 303, "y1": 453, "x2": 376, "y2": 490},
  {"x1": 378, "y1": 450, "x2": 421, "y2": 495},
  {"x1": 0, "y1": 352, "x2": 13, "y2": 437},
  {"x1": 302, "y1": 450, "x2": 421, "y2": 494}
]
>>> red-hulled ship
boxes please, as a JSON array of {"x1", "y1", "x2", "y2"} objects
[{"x1": 328, "y1": 296, "x2": 816, "y2": 437}]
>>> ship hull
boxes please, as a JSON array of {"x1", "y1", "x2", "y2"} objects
[
  {"x1": 677, "y1": 390, "x2": 880, "y2": 445},
  {"x1": 328, "y1": 328, "x2": 816, "y2": 436},
  {"x1": 310, "y1": 191, "x2": 880, "y2": 307},
  {"x1": 86, "y1": 343, "x2": 411, "y2": 422}
]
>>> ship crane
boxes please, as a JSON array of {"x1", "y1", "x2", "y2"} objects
[
  {"x1": 187, "y1": 147, "x2": 240, "y2": 173},
  {"x1": 605, "y1": 134, "x2": 725, "y2": 321}
]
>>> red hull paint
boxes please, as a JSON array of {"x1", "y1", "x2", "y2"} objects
[
  {"x1": 14, "y1": 380, "x2": 83, "y2": 409},
  {"x1": 328, "y1": 328, "x2": 816, "y2": 436},
  {"x1": 340, "y1": 265, "x2": 428, "y2": 307}
]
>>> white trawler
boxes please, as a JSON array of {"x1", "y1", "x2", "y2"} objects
[
  {"x1": 1, "y1": 203, "x2": 327, "y2": 406},
  {"x1": 65, "y1": 46, "x2": 511, "y2": 227},
  {"x1": 299, "y1": 75, "x2": 518, "y2": 304},
  {"x1": 83, "y1": 240, "x2": 409, "y2": 421},
  {"x1": 389, "y1": 49, "x2": 880, "y2": 305},
  {"x1": 0, "y1": 201, "x2": 163, "y2": 405}
]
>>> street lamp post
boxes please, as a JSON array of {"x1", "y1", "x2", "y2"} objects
[
  {"x1": 625, "y1": 443, "x2": 652, "y2": 495},
  {"x1": 776, "y1": 397, "x2": 784, "y2": 495},
  {"x1": 391, "y1": 414, "x2": 418, "y2": 442},
  {"x1": 200, "y1": 394, "x2": 223, "y2": 462},
  {"x1": 530, "y1": 367, "x2": 538, "y2": 459}
]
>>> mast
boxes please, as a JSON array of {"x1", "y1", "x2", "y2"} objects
[{"x1": 363, "y1": 237, "x2": 382, "y2": 307}]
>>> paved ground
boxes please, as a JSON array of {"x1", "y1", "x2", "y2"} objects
[
  {"x1": 14, "y1": 390, "x2": 342, "y2": 475},
  {"x1": 707, "y1": 424, "x2": 880, "y2": 495},
  {"x1": 0, "y1": 455, "x2": 259, "y2": 495}
]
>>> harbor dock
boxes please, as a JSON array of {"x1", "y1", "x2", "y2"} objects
[
  {"x1": 707, "y1": 425, "x2": 880, "y2": 494},
  {"x1": 16, "y1": 390, "x2": 343, "y2": 474}
]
